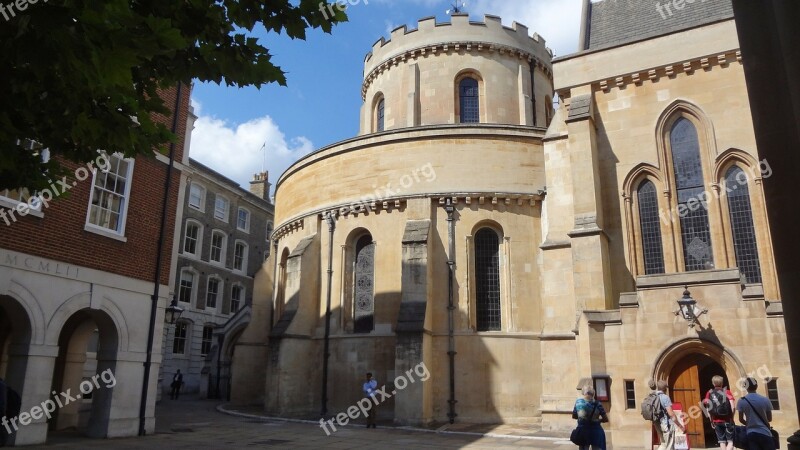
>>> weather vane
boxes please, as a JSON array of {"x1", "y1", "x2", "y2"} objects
[{"x1": 446, "y1": 1, "x2": 467, "y2": 15}]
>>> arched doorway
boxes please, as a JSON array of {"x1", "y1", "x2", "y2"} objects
[
  {"x1": 669, "y1": 354, "x2": 728, "y2": 448},
  {"x1": 50, "y1": 309, "x2": 118, "y2": 438}
]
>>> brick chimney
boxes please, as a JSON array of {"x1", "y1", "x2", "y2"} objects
[{"x1": 249, "y1": 171, "x2": 271, "y2": 202}]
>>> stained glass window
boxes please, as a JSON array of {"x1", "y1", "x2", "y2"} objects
[
  {"x1": 354, "y1": 234, "x2": 375, "y2": 333},
  {"x1": 725, "y1": 166, "x2": 762, "y2": 283},
  {"x1": 671, "y1": 118, "x2": 713, "y2": 271},
  {"x1": 475, "y1": 228, "x2": 501, "y2": 331},
  {"x1": 638, "y1": 180, "x2": 665, "y2": 274},
  {"x1": 459, "y1": 78, "x2": 479, "y2": 123}
]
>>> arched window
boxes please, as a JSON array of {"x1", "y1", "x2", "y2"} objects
[
  {"x1": 637, "y1": 180, "x2": 665, "y2": 275},
  {"x1": 376, "y1": 98, "x2": 385, "y2": 132},
  {"x1": 475, "y1": 228, "x2": 501, "y2": 331},
  {"x1": 275, "y1": 248, "x2": 289, "y2": 323},
  {"x1": 459, "y1": 77, "x2": 480, "y2": 123},
  {"x1": 670, "y1": 118, "x2": 713, "y2": 271},
  {"x1": 725, "y1": 166, "x2": 762, "y2": 283},
  {"x1": 353, "y1": 234, "x2": 375, "y2": 333}
]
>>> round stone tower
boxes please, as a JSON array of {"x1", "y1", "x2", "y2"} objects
[
  {"x1": 266, "y1": 15, "x2": 555, "y2": 425},
  {"x1": 360, "y1": 13, "x2": 554, "y2": 133}
]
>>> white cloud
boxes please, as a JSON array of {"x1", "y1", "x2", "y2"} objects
[
  {"x1": 375, "y1": 0, "x2": 584, "y2": 57},
  {"x1": 188, "y1": 108, "x2": 314, "y2": 195},
  {"x1": 468, "y1": 0, "x2": 584, "y2": 57}
]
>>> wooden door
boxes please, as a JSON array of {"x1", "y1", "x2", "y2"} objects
[{"x1": 671, "y1": 359, "x2": 706, "y2": 448}]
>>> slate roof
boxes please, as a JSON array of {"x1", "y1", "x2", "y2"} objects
[{"x1": 586, "y1": 0, "x2": 734, "y2": 50}]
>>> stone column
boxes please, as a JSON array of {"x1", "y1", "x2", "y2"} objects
[
  {"x1": 7, "y1": 343, "x2": 58, "y2": 446},
  {"x1": 394, "y1": 220, "x2": 432, "y2": 425},
  {"x1": 565, "y1": 91, "x2": 612, "y2": 311}
]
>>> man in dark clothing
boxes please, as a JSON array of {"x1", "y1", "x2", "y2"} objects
[{"x1": 170, "y1": 370, "x2": 184, "y2": 400}]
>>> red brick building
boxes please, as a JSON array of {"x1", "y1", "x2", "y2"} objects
[{"x1": 0, "y1": 83, "x2": 192, "y2": 444}]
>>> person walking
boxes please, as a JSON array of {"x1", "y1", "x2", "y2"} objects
[
  {"x1": 650, "y1": 379, "x2": 686, "y2": 450},
  {"x1": 703, "y1": 375, "x2": 736, "y2": 450},
  {"x1": 170, "y1": 369, "x2": 184, "y2": 400},
  {"x1": 572, "y1": 386, "x2": 609, "y2": 450},
  {"x1": 737, "y1": 377, "x2": 774, "y2": 450},
  {"x1": 362, "y1": 372, "x2": 378, "y2": 428}
]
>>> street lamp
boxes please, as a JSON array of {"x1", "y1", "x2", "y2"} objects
[
  {"x1": 674, "y1": 286, "x2": 708, "y2": 328},
  {"x1": 165, "y1": 296, "x2": 184, "y2": 325}
]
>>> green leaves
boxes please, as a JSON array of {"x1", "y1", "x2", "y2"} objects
[{"x1": 0, "y1": 0, "x2": 347, "y2": 192}]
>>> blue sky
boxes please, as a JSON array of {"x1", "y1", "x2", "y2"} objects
[{"x1": 189, "y1": 0, "x2": 583, "y2": 192}]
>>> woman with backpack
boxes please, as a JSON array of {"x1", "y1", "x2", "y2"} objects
[
  {"x1": 703, "y1": 375, "x2": 736, "y2": 450},
  {"x1": 571, "y1": 386, "x2": 609, "y2": 450}
]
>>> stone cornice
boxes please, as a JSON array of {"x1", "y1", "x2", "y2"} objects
[
  {"x1": 361, "y1": 41, "x2": 553, "y2": 100},
  {"x1": 590, "y1": 50, "x2": 742, "y2": 94},
  {"x1": 272, "y1": 191, "x2": 545, "y2": 240}
]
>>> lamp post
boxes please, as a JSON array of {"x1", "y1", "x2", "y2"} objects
[
  {"x1": 674, "y1": 286, "x2": 708, "y2": 328},
  {"x1": 165, "y1": 296, "x2": 184, "y2": 325}
]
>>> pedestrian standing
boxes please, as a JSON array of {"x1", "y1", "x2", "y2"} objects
[
  {"x1": 171, "y1": 369, "x2": 184, "y2": 400},
  {"x1": 572, "y1": 386, "x2": 609, "y2": 450},
  {"x1": 362, "y1": 372, "x2": 377, "y2": 428},
  {"x1": 737, "y1": 377, "x2": 774, "y2": 450}
]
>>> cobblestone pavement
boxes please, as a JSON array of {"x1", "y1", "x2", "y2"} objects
[{"x1": 28, "y1": 396, "x2": 576, "y2": 449}]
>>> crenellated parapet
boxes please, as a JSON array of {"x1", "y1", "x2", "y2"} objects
[{"x1": 362, "y1": 14, "x2": 553, "y2": 100}]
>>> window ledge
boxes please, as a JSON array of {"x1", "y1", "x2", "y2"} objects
[
  {"x1": 636, "y1": 268, "x2": 741, "y2": 289},
  {"x1": 0, "y1": 198, "x2": 44, "y2": 218},
  {"x1": 84, "y1": 224, "x2": 127, "y2": 242}
]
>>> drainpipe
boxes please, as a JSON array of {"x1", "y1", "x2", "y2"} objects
[
  {"x1": 529, "y1": 61, "x2": 537, "y2": 127},
  {"x1": 139, "y1": 82, "x2": 183, "y2": 436},
  {"x1": 321, "y1": 212, "x2": 336, "y2": 416},
  {"x1": 444, "y1": 198, "x2": 457, "y2": 424}
]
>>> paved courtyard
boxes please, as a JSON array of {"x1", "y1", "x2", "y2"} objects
[{"x1": 28, "y1": 396, "x2": 575, "y2": 449}]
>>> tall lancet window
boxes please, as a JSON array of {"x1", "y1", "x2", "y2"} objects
[
  {"x1": 670, "y1": 118, "x2": 713, "y2": 271},
  {"x1": 475, "y1": 228, "x2": 501, "y2": 331},
  {"x1": 353, "y1": 234, "x2": 375, "y2": 333},
  {"x1": 459, "y1": 78, "x2": 479, "y2": 123},
  {"x1": 638, "y1": 180, "x2": 665, "y2": 274},
  {"x1": 725, "y1": 166, "x2": 762, "y2": 283}
]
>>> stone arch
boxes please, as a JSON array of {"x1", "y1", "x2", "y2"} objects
[
  {"x1": 470, "y1": 219, "x2": 504, "y2": 239},
  {"x1": 45, "y1": 291, "x2": 129, "y2": 352},
  {"x1": 655, "y1": 99, "x2": 719, "y2": 191},
  {"x1": 0, "y1": 293, "x2": 36, "y2": 392},
  {"x1": 51, "y1": 307, "x2": 121, "y2": 437},
  {"x1": 622, "y1": 163, "x2": 665, "y2": 196},
  {"x1": 651, "y1": 337, "x2": 746, "y2": 383},
  {"x1": 713, "y1": 148, "x2": 761, "y2": 183},
  {"x1": 4, "y1": 281, "x2": 46, "y2": 345}
]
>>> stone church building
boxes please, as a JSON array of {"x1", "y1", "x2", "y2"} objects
[{"x1": 231, "y1": 0, "x2": 798, "y2": 447}]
